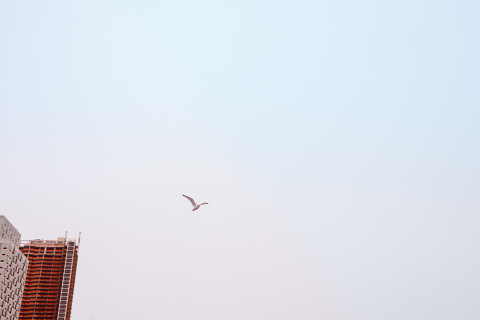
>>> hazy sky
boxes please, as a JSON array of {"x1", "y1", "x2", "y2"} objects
[{"x1": 1, "y1": 1, "x2": 479, "y2": 319}]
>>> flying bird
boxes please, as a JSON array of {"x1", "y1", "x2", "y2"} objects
[{"x1": 182, "y1": 195, "x2": 208, "y2": 211}]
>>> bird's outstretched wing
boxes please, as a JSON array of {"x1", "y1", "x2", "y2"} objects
[{"x1": 182, "y1": 195, "x2": 197, "y2": 207}]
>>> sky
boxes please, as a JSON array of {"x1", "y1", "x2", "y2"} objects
[{"x1": 1, "y1": 1, "x2": 479, "y2": 319}]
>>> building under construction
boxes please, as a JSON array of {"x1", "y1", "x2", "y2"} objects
[{"x1": 18, "y1": 236, "x2": 79, "y2": 320}]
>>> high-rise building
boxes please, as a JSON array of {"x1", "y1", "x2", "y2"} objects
[
  {"x1": 19, "y1": 236, "x2": 79, "y2": 320},
  {"x1": 0, "y1": 216, "x2": 29, "y2": 320}
]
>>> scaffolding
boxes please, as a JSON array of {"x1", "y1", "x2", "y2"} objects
[{"x1": 56, "y1": 240, "x2": 75, "y2": 320}]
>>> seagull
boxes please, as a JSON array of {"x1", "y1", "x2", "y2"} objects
[{"x1": 182, "y1": 195, "x2": 209, "y2": 211}]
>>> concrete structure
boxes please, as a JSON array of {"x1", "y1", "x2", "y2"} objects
[
  {"x1": 19, "y1": 236, "x2": 79, "y2": 320},
  {"x1": 0, "y1": 216, "x2": 29, "y2": 320}
]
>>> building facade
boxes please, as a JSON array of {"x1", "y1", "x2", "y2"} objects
[
  {"x1": 19, "y1": 237, "x2": 79, "y2": 320},
  {"x1": 0, "y1": 216, "x2": 29, "y2": 320}
]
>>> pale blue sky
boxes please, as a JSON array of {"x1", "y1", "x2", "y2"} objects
[{"x1": 1, "y1": 1, "x2": 479, "y2": 320}]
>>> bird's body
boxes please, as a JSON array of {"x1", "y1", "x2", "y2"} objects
[{"x1": 182, "y1": 195, "x2": 208, "y2": 211}]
